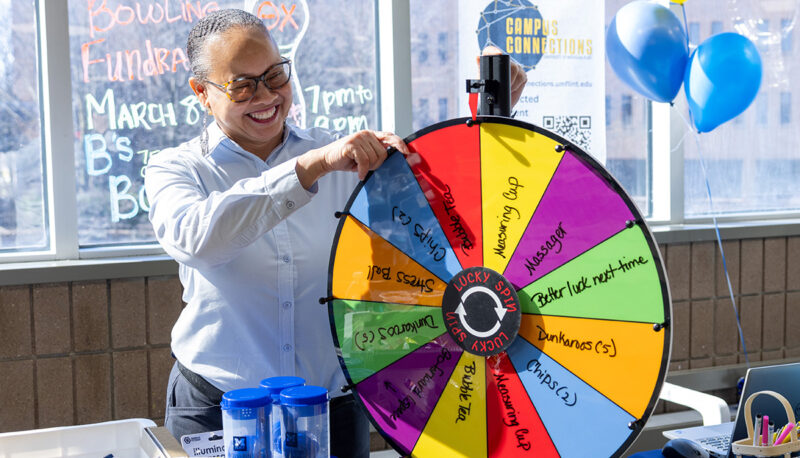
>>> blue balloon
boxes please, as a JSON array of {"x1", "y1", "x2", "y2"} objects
[
  {"x1": 606, "y1": 1, "x2": 688, "y2": 103},
  {"x1": 684, "y1": 32, "x2": 762, "y2": 133}
]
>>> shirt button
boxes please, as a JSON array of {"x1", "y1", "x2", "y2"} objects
[
  {"x1": 285, "y1": 200, "x2": 295, "y2": 209},
  {"x1": 282, "y1": 255, "x2": 290, "y2": 263},
  {"x1": 283, "y1": 344, "x2": 293, "y2": 352},
  {"x1": 282, "y1": 301, "x2": 292, "y2": 309}
]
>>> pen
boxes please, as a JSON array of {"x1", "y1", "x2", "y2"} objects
[
  {"x1": 762, "y1": 415, "x2": 770, "y2": 446},
  {"x1": 768, "y1": 421, "x2": 774, "y2": 445},
  {"x1": 775, "y1": 424, "x2": 787, "y2": 443},
  {"x1": 754, "y1": 415, "x2": 762, "y2": 446},
  {"x1": 776, "y1": 422, "x2": 792, "y2": 445}
]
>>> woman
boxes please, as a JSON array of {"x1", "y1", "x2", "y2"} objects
[
  {"x1": 145, "y1": 9, "x2": 407, "y2": 456},
  {"x1": 146, "y1": 8, "x2": 527, "y2": 456}
]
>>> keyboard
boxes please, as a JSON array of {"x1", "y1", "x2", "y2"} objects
[{"x1": 697, "y1": 434, "x2": 730, "y2": 454}]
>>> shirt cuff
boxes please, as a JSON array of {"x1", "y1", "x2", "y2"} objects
[{"x1": 264, "y1": 157, "x2": 315, "y2": 219}]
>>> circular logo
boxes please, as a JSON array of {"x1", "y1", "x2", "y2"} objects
[{"x1": 442, "y1": 267, "x2": 521, "y2": 356}]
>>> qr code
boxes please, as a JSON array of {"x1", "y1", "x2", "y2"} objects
[{"x1": 542, "y1": 115, "x2": 592, "y2": 152}]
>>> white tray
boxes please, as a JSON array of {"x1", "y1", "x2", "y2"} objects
[{"x1": 0, "y1": 418, "x2": 158, "y2": 458}]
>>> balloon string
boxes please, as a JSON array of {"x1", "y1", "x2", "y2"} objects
[
  {"x1": 680, "y1": 3, "x2": 689, "y2": 44},
  {"x1": 673, "y1": 106, "x2": 751, "y2": 368}
]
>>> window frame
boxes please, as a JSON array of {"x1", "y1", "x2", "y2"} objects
[{"x1": 3, "y1": 0, "x2": 800, "y2": 283}]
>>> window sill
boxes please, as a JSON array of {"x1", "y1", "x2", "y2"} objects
[
  {"x1": 0, "y1": 219, "x2": 798, "y2": 286},
  {"x1": 0, "y1": 255, "x2": 178, "y2": 287},
  {"x1": 651, "y1": 218, "x2": 800, "y2": 244}
]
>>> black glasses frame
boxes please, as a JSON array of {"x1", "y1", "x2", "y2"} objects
[{"x1": 205, "y1": 58, "x2": 292, "y2": 102}]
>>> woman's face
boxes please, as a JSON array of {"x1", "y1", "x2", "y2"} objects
[{"x1": 192, "y1": 26, "x2": 292, "y2": 157}]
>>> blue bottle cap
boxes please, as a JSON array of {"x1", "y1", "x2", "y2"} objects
[
  {"x1": 279, "y1": 385, "x2": 328, "y2": 406},
  {"x1": 259, "y1": 376, "x2": 306, "y2": 400},
  {"x1": 220, "y1": 387, "x2": 271, "y2": 410}
]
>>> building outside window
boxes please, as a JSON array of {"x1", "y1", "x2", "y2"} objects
[
  {"x1": 711, "y1": 20, "x2": 723, "y2": 36},
  {"x1": 418, "y1": 97, "x2": 430, "y2": 127},
  {"x1": 781, "y1": 91, "x2": 792, "y2": 124},
  {"x1": 417, "y1": 32, "x2": 429, "y2": 64},
  {"x1": 782, "y1": 18, "x2": 793, "y2": 55},
  {"x1": 758, "y1": 18, "x2": 770, "y2": 34},
  {"x1": 688, "y1": 21, "x2": 700, "y2": 46},
  {"x1": 438, "y1": 32, "x2": 447, "y2": 64},
  {"x1": 410, "y1": 0, "x2": 459, "y2": 133},
  {"x1": 621, "y1": 94, "x2": 632, "y2": 126},
  {"x1": 757, "y1": 92, "x2": 769, "y2": 125},
  {"x1": 0, "y1": 0, "x2": 46, "y2": 252}
]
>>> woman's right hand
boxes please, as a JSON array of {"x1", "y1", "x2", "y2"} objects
[{"x1": 296, "y1": 130, "x2": 409, "y2": 189}]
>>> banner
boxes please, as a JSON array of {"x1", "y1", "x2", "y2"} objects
[{"x1": 458, "y1": 0, "x2": 606, "y2": 162}]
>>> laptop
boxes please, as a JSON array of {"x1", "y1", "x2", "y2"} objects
[{"x1": 663, "y1": 362, "x2": 800, "y2": 458}]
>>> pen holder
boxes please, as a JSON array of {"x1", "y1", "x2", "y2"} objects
[{"x1": 731, "y1": 390, "x2": 800, "y2": 458}]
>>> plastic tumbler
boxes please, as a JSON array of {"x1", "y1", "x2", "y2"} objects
[
  {"x1": 221, "y1": 387, "x2": 271, "y2": 458},
  {"x1": 259, "y1": 376, "x2": 305, "y2": 458},
  {"x1": 279, "y1": 385, "x2": 329, "y2": 458}
]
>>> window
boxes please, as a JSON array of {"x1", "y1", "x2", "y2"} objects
[
  {"x1": 437, "y1": 32, "x2": 447, "y2": 64},
  {"x1": 0, "y1": 0, "x2": 46, "y2": 252},
  {"x1": 66, "y1": 0, "x2": 377, "y2": 247},
  {"x1": 8, "y1": 0, "x2": 800, "y2": 265},
  {"x1": 621, "y1": 94, "x2": 632, "y2": 126},
  {"x1": 758, "y1": 19, "x2": 770, "y2": 34},
  {"x1": 757, "y1": 92, "x2": 768, "y2": 125},
  {"x1": 409, "y1": 0, "x2": 459, "y2": 132},
  {"x1": 438, "y1": 97, "x2": 448, "y2": 122},
  {"x1": 678, "y1": 2, "x2": 800, "y2": 218},
  {"x1": 605, "y1": 0, "x2": 650, "y2": 214},
  {"x1": 688, "y1": 22, "x2": 700, "y2": 46},
  {"x1": 754, "y1": 159, "x2": 800, "y2": 208},
  {"x1": 782, "y1": 18, "x2": 793, "y2": 55},
  {"x1": 781, "y1": 92, "x2": 792, "y2": 124},
  {"x1": 417, "y1": 97, "x2": 430, "y2": 127},
  {"x1": 684, "y1": 159, "x2": 743, "y2": 215},
  {"x1": 417, "y1": 33, "x2": 429, "y2": 64},
  {"x1": 607, "y1": 158, "x2": 646, "y2": 198}
]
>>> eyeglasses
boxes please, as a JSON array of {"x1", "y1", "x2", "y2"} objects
[{"x1": 205, "y1": 59, "x2": 292, "y2": 103}]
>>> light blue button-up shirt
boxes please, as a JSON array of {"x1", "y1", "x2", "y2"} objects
[{"x1": 145, "y1": 121, "x2": 357, "y2": 395}]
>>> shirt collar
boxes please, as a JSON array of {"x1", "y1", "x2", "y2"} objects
[
  {"x1": 284, "y1": 122, "x2": 315, "y2": 142},
  {"x1": 206, "y1": 121, "x2": 315, "y2": 160},
  {"x1": 206, "y1": 121, "x2": 228, "y2": 153}
]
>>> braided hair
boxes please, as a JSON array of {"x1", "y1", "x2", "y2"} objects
[
  {"x1": 186, "y1": 9, "x2": 268, "y2": 155},
  {"x1": 187, "y1": 8, "x2": 268, "y2": 80}
]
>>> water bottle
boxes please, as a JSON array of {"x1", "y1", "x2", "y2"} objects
[
  {"x1": 279, "y1": 385, "x2": 329, "y2": 458},
  {"x1": 221, "y1": 387, "x2": 271, "y2": 458},
  {"x1": 259, "y1": 376, "x2": 305, "y2": 458}
]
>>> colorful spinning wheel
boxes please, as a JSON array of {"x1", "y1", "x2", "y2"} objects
[{"x1": 327, "y1": 117, "x2": 671, "y2": 457}]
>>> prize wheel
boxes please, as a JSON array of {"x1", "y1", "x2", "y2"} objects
[{"x1": 327, "y1": 117, "x2": 671, "y2": 457}]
